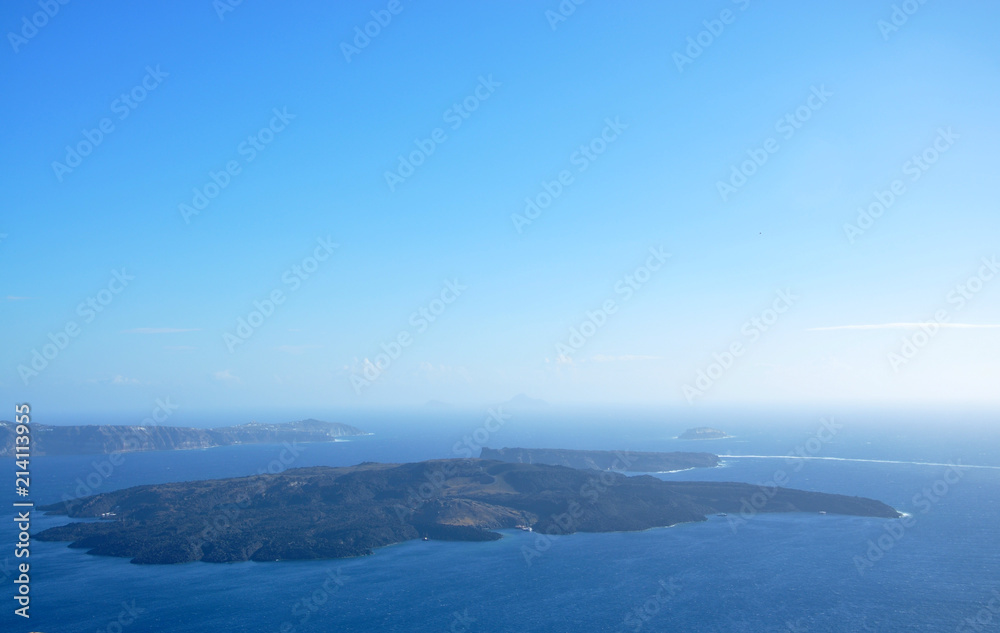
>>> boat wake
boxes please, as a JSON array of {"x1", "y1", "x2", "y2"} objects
[{"x1": 718, "y1": 455, "x2": 1000, "y2": 470}]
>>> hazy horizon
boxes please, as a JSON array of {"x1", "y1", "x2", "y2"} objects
[{"x1": 3, "y1": 0, "x2": 999, "y2": 413}]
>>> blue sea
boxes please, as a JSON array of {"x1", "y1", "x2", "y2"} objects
[{"x1": 4, "y1": 408, "x2": 1000, "y2": 632}]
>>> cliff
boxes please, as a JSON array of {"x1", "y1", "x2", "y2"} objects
[
  {"x1": 480, "y1": 447, "x2": 719, "y2": 471},
  {"x1": 0, "y1": 418, "x2": 367, "y2": 456}
]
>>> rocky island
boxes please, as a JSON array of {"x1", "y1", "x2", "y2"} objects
[
  {"x1": 37, "y1": 459, "x2": 901, "y2": 564},
  {"x1": 0, "y1": 418, "x2": 367, "y2": 456},
  {"x1": 678, "y1": 427, "x2": 732, "y2": 440},
  {"x1": 481, "y1": 447, "x2": 719, "y2": 472}
]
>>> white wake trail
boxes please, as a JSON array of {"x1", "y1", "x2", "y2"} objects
[{"x1": 718, "y1": 455, "x2": 1000, "y2": 470}]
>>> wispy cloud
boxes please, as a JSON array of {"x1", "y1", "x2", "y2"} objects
[
  {"x1": 809, "y1": 323, "x2": 1000, "y2": 331},
  {"x1": 213, "y1": 369, "x2": 241, "y2": 384},
  {"x1": 87, "y1": 375, "x2": 144, "y2": 385},
  {"x1": 417, "y1": 362, "x2": 472, "y2": 383},
  {"x1": 124, "y1": 327, "x2": 201, "y2": 334},
  {"x1": 6, "y1": 295, "x2": 31, "y2": 301},
  {"x1": 547, "y1": 354, "x2": 661, "y2": 365},
  {"x1": 274, "y1": 344, "x2": 321, "y2": 354},
  {"x1": 164, "y1": 345, "x2": 197, "y2": 351}
]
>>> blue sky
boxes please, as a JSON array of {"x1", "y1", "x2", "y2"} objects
[{"x1": 2, "y1": 0, "x2": 999, "y2": 417}]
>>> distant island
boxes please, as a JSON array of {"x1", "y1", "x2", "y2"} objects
[
  {"x1": 0, "y1": 418, "x2": 367, "y2": 456},
  {"x1": 37, "y1": 459, "x2": 901, "y2": 564},
  {"x1": 678, "y1": 427, "x2": 732, "y2": 440},
  {"x1": 501, "y1": 394, "x2": 548, "y2": 409},
  {"x1": 481, "y1": 447, "x2": 718, "y2": 472}
]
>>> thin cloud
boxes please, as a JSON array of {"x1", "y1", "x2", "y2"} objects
[
  {"x1": 6, "y1": 296, "x2": 31, "y2": 301},
  {"x1": 546, "y1": 354, "x2": 661, "y2": 365},
  {"x1": 123, "y1": 328, "x2": 201, "y2": 334},
  {"x1": 164, "y1": 345, "x2": 197, "y2": 351},
  {"x1": 274, "y1": 345, "x2": 321, "y2": 354},
  {"x1": 213, "y1": 369, "x2": 241, "y2": 384},
  {"x1": 86, "y1": 375, "x2": 144, "y2": 386},
  {"x1": 809, "y1": 323, "x2": 1000, "y2": 331}
]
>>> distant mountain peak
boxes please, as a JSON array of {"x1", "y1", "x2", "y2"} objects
[{"x1": 501, "y1": 394, "x2": 548, "y2": 408}]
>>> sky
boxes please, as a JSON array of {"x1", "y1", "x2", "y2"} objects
[{"x1": 1, "y1": 0, "x2": 999, "y2": 418}]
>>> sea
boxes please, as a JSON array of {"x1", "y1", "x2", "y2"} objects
[{"x1": 3, "y1": 407, "x2": 999, "y2": 632}]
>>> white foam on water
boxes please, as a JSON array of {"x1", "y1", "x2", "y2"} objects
[{"x1": 718, "y1": 455, "x2": 1000, "y2": 470}]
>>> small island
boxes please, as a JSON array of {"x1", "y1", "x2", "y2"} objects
[
  {"x1": 481, "y1": 447, "x2": 719, "y2": 472},
  {"x1": 0, "y1": 418, "x2": 367, "y2": 456},
  {"x1": 678, "y1": 427, "x2": 732, "y2": 440},
  {"x1": 37, "y1": 459, "x2": 901, "y2": 564}
]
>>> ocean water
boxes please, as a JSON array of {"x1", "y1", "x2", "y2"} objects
[{"x1": 4, "y1": 409, "x2": 1000, "y2": 632}]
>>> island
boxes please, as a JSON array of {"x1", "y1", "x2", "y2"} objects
[
  {"x1": 0, "y1": 418, "x2": 367, "y2": 456},
  {"x1": 500, "y1": 394, "x2": 548, "y2": 409},
  {"x1": 678, "y1": 427, "x2": 732, "y2": 440},
  {"x1": 480, "y1": 447, "x2": 719, "y2": 472},
  {"x1": 36, "y1": 458, "x2": 901, "y2": 564}
]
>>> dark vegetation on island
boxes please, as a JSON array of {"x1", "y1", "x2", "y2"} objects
[
  {"x1": 678, "y1": 427, "x2": 732, "y2": 440},
  {"x1": 0, "y1": 418, "x2": 367, "y2": 456},
  {"x1": 37, "y1": 459, "x2": 901, "y2": 564},
  {"x1": 480, "y1": 447, "x2": 719, "y2": 471}
]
